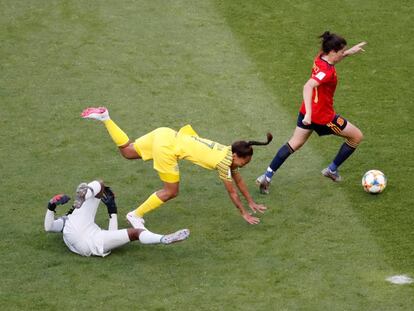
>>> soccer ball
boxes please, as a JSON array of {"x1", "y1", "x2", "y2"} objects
[{"x1": 362, "y1": 170, "x2": 387, "y2": 194}]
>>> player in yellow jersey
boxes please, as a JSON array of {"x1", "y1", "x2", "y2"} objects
[{"x1": 81, "y1": 107, "x2": 272, "y2": 226}]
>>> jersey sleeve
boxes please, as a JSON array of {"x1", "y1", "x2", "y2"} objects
[
  {"x1": 216, "y1": 149, "x2": 233, "y2": 181},
  {"x1": 217, "y1": 166, "x2": 231, "y2": 181},
  {"x1": 311, "y1": 67, "x2": 333, "y2": 84},
  {"x1": 44, "y1": 210, "x2": 67, "y2": 232}
]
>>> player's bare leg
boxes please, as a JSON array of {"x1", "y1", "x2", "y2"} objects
[
  {"x1": 257, "y1": 127, "x2": 312, "y2": 194},
  {"x1": 82, "y1": 107, "x2": 142, "y2": 160},
  {"x1": 287, "y1": 126, "x2": 313, "y2": 151},
  {"x1": 127, "y1": 182, "x2": 179, "y2": 229},
  {"x1": 127, "y1": 226, "x2": 190, "y2": 245},
  {"x1": 323, "y1": 121, "x2": 363, "y2": 181},
  {"x1": 337, "y1": 121, "x2": 363, "y2": 145},
  {"x1": 102, "y1": 227, "x2": 190, "y2": 253},
  {"x1": 118, "y1": 142, "x2": 141, "y2": 159}
]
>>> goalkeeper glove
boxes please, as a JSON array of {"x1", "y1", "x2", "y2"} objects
[
  {"x1": 101, "y1": 186, "x2": 117, "y2": 216},
  {"x1": 47, "y1": 194, "x2": 71, "y2": 212}
]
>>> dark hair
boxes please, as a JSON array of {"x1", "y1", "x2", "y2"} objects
[
  {"x1": 319, "y1": 31, "x2": 347, "y2": 53},
  {"x1": 231, "y1": 133, "x2": 273, "y2": 158}
]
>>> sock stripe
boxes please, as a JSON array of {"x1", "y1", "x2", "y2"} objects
[
  {"x1": 286, "y1": 142, "x2": 295, "y2": 153},
  {"x1": 268, "y1": 143, "x2": 294, "y2": 173},
  {"x1": 345, "y1": 140, "x2": 358, "y2": 149}
]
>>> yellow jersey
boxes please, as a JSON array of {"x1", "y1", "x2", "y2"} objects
[{"x1": 133, "y1": 125, "x2": 234, "y2": 181}]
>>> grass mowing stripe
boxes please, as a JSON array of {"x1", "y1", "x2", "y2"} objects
[
  {"x1": 213, "y1": 0, "x2": 414, "y2": 277},
  {"x1": 212, "y1": 0, "x2": 414, "y2": 308}
]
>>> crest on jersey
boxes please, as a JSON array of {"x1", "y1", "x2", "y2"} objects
[
  {"x1": 336, "y1": 117, "x2": 345, "y2": 127},
  {"x1": 315, "y1": 72, "x2": 326, "y2": 80}
]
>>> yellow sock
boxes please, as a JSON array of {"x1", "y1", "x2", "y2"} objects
[
  {"x1": 134, "y1": 193, "x2": 164, "y2": 217},
  {"x1": 103, "y1": 119, "x2": 130, "y2": 147}
]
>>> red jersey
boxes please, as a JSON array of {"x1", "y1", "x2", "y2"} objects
[{"x1": 299, "y1": 54, "x2": 337, "y2": 124}]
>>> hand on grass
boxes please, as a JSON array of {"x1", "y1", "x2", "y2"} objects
[
  {"x1": 242, "y1": 213, "x2": 260, "y2": 225},
  {"x1": 249, "y1": 202, "x2": 267, "y2": 214}
]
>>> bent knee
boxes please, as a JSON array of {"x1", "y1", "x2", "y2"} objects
[
  {"x1": 346, "y1": 130, "x2": 363, "y2": 147},
  {"x1": 119, "y1": 145, "x2": 140, "y2": 159},
  {"x1": 166, "y1": 189, "x2": 179, "y2": 200},
  {"x1": 353, "y1": 130, "x2": 364, "y2": 144},
  {"x1": 120, "y1": 150, "x2": 135, "y2": 159}
]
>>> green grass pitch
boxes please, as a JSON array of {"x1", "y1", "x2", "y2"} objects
[{"x1": 1, "y1": 0, "x2": 413, "y2": 310}]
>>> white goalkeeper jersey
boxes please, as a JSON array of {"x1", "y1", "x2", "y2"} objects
[{"x1": 62, "y1": 181, "x2": 110, "y2": 257}]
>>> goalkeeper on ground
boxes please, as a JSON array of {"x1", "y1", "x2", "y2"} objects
[{"x1": 44, "y1": 181, "x2": 189, "y2": 257}]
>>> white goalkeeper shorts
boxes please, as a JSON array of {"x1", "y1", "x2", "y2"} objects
[{"x1": 63, "y1": 227, "x2": 130, "y2": 257}]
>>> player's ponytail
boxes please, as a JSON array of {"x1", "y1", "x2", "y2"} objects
[
  {"x1": 232, "y1": 133, "x2": 273, "y2": 158},
  {"x1": 319, "y1": 31, "x2": 347, "y2": 53}
]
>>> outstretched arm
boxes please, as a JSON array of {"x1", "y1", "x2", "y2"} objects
[
  {"x1": 222, "y1": 179, "x2": 261, "y2": 225},
  {"x1": 44, "y1": 194, "x2": 70, "y2": 232},
  {"x1": 232, "y1": 171, "x2": 266, "y2": 214},
  {"x1": 344, "y1": 42, "x2": 367, "y2": 57}
]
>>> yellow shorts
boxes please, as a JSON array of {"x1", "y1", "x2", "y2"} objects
[{"x1": 133, "y1": 127, "x2": 180, "y2": 183}]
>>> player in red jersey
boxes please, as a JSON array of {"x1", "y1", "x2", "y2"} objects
[{"x1": 257, "y1": 31, "x2": 366, "y2": 193}]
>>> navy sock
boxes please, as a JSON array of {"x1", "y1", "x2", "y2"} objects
[
  {"x1": 328, "y1": 162, "x2": 338, "y2": 172},
  {"x1": 329, "y1": 142, "x2": 356, "y2": 171},
  {"x1": 266, "y1": 143, "x2": 294, "y2": 177}
]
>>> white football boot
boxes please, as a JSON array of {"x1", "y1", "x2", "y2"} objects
[
  {"x1": 161, "y1": 229, "x2": 190, "y2": 245},
  {"x1": 126, "y1": 212, "x2": 146, "y2": 229}
]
